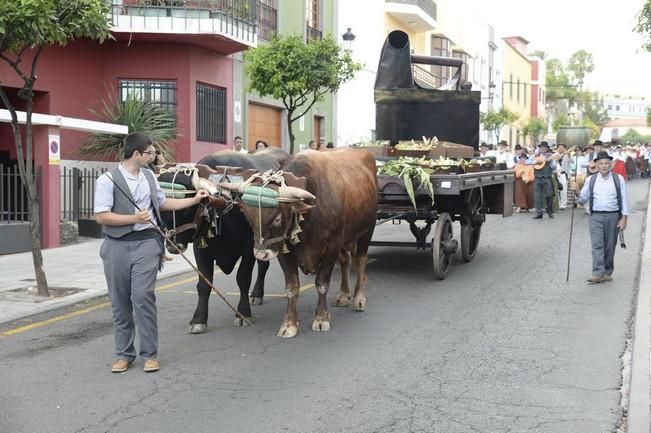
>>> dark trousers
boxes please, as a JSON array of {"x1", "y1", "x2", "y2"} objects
[
  {"x1": 534, "y1": 176, "x2": 553, "y2": 214},
  {"x1": 589, "y1": 212, "x2": 620, "y2": 277}
]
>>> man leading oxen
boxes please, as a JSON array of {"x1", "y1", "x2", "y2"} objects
[
  {"x1": 220, "y1": 147, "x2": 378, "y2": 338},
  {"x1": 157, "y1": 148, "x2": 289, "y2": 333}
]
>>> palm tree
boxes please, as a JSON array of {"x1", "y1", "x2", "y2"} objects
[{"x1": 81, "y1": 92, "x2": 177, "y2": 161}]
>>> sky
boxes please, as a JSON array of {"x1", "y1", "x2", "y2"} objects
[{"x1": 477, "y1": 0, "x2": 651, "y2": 98}]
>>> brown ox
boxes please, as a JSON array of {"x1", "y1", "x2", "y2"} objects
[{"x1": 225, "y1": 148, "x2": 377, "y2": 338}]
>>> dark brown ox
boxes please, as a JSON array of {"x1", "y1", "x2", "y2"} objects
[{"x1": 225, "y1": 148, "x2": 377, "y2": 338}]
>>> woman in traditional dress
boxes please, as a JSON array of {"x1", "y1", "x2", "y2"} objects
[{"x1": 514, "y1": 151, "x2": 535, "y2": 212}]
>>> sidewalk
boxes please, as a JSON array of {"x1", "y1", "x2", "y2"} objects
[{"x1": 0, "y1": 237, "x2": 195, "y2": 325}]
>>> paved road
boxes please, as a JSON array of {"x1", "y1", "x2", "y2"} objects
[{"x1": 1, "y1": 180, "x2": 648, "y2": 433}]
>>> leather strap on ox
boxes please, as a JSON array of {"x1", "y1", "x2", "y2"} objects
[{"x1": 240, "y1": 170, "x2": 307, "y2": 253}]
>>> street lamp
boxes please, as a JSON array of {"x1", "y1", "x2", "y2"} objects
[{"x1": 342, "y1": 27, "x2": 355, "y2": 50}]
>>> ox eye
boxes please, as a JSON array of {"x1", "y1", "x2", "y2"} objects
[{"x1": 272, "y1": 214, "x2": 283, "y2": 227}]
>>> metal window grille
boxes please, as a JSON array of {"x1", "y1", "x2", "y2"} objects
[
  {"x1": 196, "y1": 83, "x2": 226, "y2": 143},
  {"x1": 257, "y1": 0, "x2": 277, "y2": 41},
  {"x1": 118, "y1": 79, "x2": 177, "y2": 114}
]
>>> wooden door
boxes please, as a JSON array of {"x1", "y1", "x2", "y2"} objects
[{"x1": 248, "y1": 103, "x2": 281, "y2": 151}]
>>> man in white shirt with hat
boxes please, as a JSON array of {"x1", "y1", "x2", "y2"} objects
[{"x1": 576, "y1": 150, "x2": 629, "y2": 284}]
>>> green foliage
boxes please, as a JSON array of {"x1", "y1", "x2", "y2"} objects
[
  {"x1": 582, "y1": 92, "x2": 609, "y2": 127},
  {"x1": 636, "y1": 0, "x2": 651, "y2": 51},
  {"x1": 552, "y1": 114, "x2": 570, "y2": 132},
  {"x1": 245, "y1": 34, "x2": 361, "y2": 151},
  {"x1": 0, "y1": 0, "x2": 111, "y2": 54},
  {"x1": 581, "y1": 118, "x2": 601, "y2": 140},
  {"x1": 567, "y1": 50, "x2": 594, "y2": 89},
  {"x1": 378, "y1": 159, "x2": 435, "y2": 211},
  {"x1": 521, "y1": 117, "x2": 547, "y2": 144},
  {"x1": 620, "y1": 128, "x2": 651, "y2": 143},
  {"x1": 480, "y1": 107, "x2": 519, "y2": 142},
  {"x1": 81, "y1": 94, "x2": 178, "y2": 161},
  {"x1": 647, "y1": 107, "x2": 651, "y2": 127}
]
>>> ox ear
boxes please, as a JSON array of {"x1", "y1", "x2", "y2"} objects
[{"x1": 289, "y1": 201, "x2": 314, "y2": 214}]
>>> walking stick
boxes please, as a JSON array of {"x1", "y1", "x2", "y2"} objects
[
  {"x1": 103, "y1": 173, "x2": 253, "y2": 326},
  {"x1": 565, "y1": 151, "x2": 579, "y2": 282}
]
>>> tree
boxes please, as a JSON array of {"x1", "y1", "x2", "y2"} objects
[
  {"x1": 620, "y1": 128, "x2": 649, "y2": 144},
  {"x1": 480, "y1": 107, "x2": 519, "y2": 143},
  {"x1": 521, "y1": 117, "x2": 547, "y2": 144},
  {"x1": 582, "y1": 118, "x2": 602, "y2": 140},
  {"x1": 567, "y1": 50, "x2": 594, "y2": 90},
  {"x1": 582, "y1": 92, "x2": 609, "y2": 127},
  {"x1": 635, "y1": 0, "x2": 651, "y2": 51},
  {"x1": 552, "y1": 114, "x2": 570, "y2": 132},
  {"x1": 245, "y1": 34, "x2": 361, "y2": 152},
  {"x1": 0, "y1": 0, "x2": 111, "y2": 296},
  {"x1": 81, "y1": 93, "x2": 177, "y2": 161},
  {"x1": 647, "y1": 106, "x2": 651, "y2": 127}
]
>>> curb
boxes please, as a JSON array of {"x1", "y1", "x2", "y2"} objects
[{"x1": 628, "y1": 182, "x2": 651, "y2": 433}]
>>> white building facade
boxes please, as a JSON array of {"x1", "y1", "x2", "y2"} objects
[{"x1": 602, "y1": 94, "x2": 649, "y2": 120}]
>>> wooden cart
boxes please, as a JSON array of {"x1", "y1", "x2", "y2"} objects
[{"x1": 374, "y1": 169, "x2": 515, "y2": 280}]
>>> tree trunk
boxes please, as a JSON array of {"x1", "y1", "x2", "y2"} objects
[
  {"x1": 29, "y1": 196, "x2": 49, "y2": 296},
  {"x1": 287, "y1": 111, "x2": 295, "y2": 154}
]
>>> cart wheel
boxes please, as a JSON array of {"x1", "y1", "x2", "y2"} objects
[
  {"x1": 432, "y1": 213, "x2": 456, "y2": 280},
  {"x1": 460, "y1": 223, "x2": 481, "y2": 262},
  {"x1": 460, "y1": 188, "x2": 484, "y2": 263}
]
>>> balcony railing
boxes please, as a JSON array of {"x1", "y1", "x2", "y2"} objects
[
  {"x1": 306, "y1": 24, "x2": 322, "y2": 42},
  {"x1": 110, "y1": 0, "x2": 258, "y2": 44},
  {"x1": 385, "y1": 0, "x2": 437, "y2": 21},
  {"x1": 257, "y1": 1, "x2": 277, "y2": 41}
]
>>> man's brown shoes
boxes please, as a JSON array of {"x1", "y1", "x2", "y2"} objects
[
  {"x1": 586, "y1": 275, "x2": 605, "y2": 284},
  {"x1": 111, "y1": 359, "x2": 130, "y2": 373},
  {"x1": 143, "y1": 359, "x2": 160, "y2": 373},
  {"x1": 603, "y1": 274, "x2": 613, "y2": 281}
]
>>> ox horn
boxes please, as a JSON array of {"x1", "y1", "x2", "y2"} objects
[
  {"x1": 192, "y1": 171, "x2": 220, "y2": 196},
  {"x1": 278, "y1": 185, "x2": 315, "y2": 201},
  {"x1": 216, "y1": 182, "x2": 245, "y2": 193}
]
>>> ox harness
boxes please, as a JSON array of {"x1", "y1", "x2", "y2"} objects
[
  {"x1": 238, "y1": 170, "x2": 307, "y2": 253},
  {"x1": 158, "y1": 165, "x2": 236, "y2": 248}
]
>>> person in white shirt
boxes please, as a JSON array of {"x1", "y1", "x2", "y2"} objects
[
  {"x1": 233, "y1": 136, "x2": 248, "y2": 154},
  {"x1": 576, "y1": 151, "x2": 629, "y2": 284},
  {"x1": 495, "y1": 140, "x2": 515, "y2": 168}
]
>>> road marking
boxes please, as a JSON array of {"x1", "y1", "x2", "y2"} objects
[
  {"x1": 1, "y1": 276, "x2": 199, "y2": 337},
  {"x1": 0, "y1": 302, "x2": 111, "y2": 337},
  {"x1": 1, "y1": 275, "x2": 313, "y2": 337}
]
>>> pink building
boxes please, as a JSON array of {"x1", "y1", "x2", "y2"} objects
[{"x1": 0, "y1": 1, "x2": 258, "y2": 251}]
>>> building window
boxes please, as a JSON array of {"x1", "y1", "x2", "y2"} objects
[
  {"x1": 118, "y1": 79, "x2": 177, "y2": 114},
  {"x1": 523, "y1": 83, "x2": 526, "y2": 105},
  {"x1": 452, "y1": 50, "x2": 471, "y2": 83},
  {"x1": 431, "y1": 36, "x2": 451, "y2": 87},
  {"x1": 306, "y1": 0, "x2": 322, "y2": 41},
  {"x1": 616, "y1": 105, "x2": 620, "y2": 111},
  {"x1": 196, "y1": 83, "x2": 226, "y2": 143},
  {"x1": 509, "y1": 74, "x2": 513, "y2": 98},
  {"x1": 257, "y1": 0, "x2": 277, "y2": 41},
  {"x1": 608, "y1": 104, "x2": 612, "y2": 109},
  {"x1": 517, "y1": 79, "x2": 520, "y2": 102}
]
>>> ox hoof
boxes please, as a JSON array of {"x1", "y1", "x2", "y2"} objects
[
  {"x1": 189, "y1": 323, "x2": 207, "y2": 334},
  {"x1": 234, "y1": 316, "x2": 253, "y2": 327},
  {"x1": 250, "y1": 296, "x2": 263, "y2": 306},
  {"x1": 353, "y1": 297, "x2": 366, "y2": 312},
  {"x1": 277, "y1": 322, "x2": 299, "y2": 338},
  {"x1": 333, "y1": 293, "x2": 351, "y2": 307},
  {"x1": 312, "y1": 319, "x2": 331, "y2": 332}
]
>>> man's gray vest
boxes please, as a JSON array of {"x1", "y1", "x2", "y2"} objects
[{"x1": 103, "y1": 168, "x2": 163, "y2": 238}]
